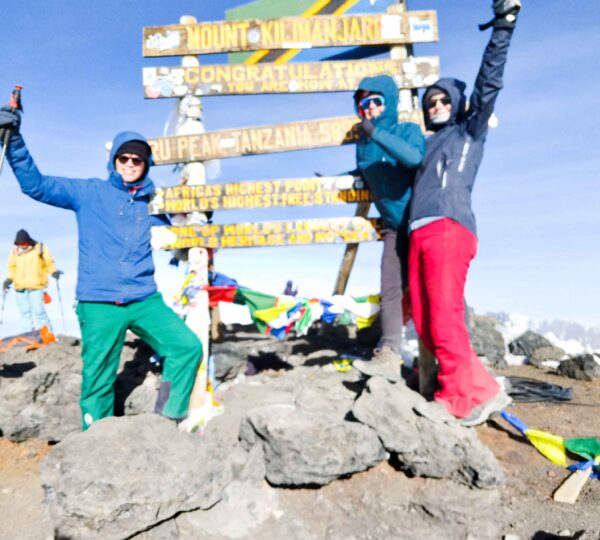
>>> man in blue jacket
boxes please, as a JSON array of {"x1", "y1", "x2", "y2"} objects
[
  {"x1": 352, "y1": 74, "x2": 425, "y2": 367},
  {"x1": 0, "y1": 115, "x2": 202, "y2": 430},
  {"x1": 409, "y1": 0, "x2": 521, "y2": 426}
]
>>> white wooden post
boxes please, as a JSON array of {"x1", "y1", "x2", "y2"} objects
[{"x1": 176, "y1": 15, "x2": 213, "y2": 430}]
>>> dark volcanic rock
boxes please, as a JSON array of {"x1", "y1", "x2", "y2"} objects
[
  {"x1": 352, "y1": 376, "x2": 504, "y2": 489},
  {"x1": 557, "y1": 353, "x2": 600, "y2": 381},
  {"x1": 529, "y1": 345, "x2": 566, "y2": 367},
  {"x1": 470, "y1": 315, "x2": 507, "y2": 368},
  {"x1": 0, "y1": 340, "x2": 82, "y2": 441},
  {"x1": 41, "y1": 414, "x2": 234, "y2": 540},
  {"x1": 508, "y1": 329, "x2": 553, "y2": 357}
]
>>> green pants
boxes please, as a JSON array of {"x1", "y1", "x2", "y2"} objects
[{"x1": 76, "y1": 292, "x2": 202, "y2": 430}]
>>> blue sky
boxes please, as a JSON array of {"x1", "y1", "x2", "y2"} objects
[{"x1": 1, "y1": 0, "x2": 599, "y2": 337}]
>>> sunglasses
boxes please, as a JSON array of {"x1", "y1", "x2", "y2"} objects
[
  {"x1": 427, "y1": 95, "x2": 451, "y2": 108},
  {"x1": 359, "y1": 95, "x2": 385, "y2": 111},
  {"x1": 116, "y1": 155, "x2": 145, "y2": 167}
]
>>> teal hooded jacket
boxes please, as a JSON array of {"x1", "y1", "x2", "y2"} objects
[{"x1": 355, "y1": 74, "x2": 425, "y2": 230}]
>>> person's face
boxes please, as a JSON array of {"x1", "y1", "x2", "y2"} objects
[
  {"x1": 426, "y1": 92, "x2": 452, "y2": 118},
  {"x1": 115, "y1": 153, "x2": 146, "y2": 183},
  {"x1": 358, "y1": 92, "x2": 385, "y2": 120}
]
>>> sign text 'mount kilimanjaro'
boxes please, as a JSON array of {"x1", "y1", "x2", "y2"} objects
[
  {"x1": 149, "y1": 176, "x2": 371, "y2": 214},
  {"x1": 143, "y1": 11, "x2": 438, "y2": 57},
  {"x1": 143, "y1": 57, "x2": 440, "y2": 98},
  {"x1": 153, "y1": 217, "x2": 383, "y2": 250},
  {"x1": 148, "y1": 110, "x2": 423, "y2": 165}
]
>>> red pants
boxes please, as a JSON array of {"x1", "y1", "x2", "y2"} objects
[{"x1": 408, "y1": 218, "x2": 499, "y2": 418}]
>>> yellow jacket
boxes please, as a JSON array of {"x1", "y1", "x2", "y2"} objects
[{"x1": 7, "y1": 243, "x2": 57, "y2": 290}]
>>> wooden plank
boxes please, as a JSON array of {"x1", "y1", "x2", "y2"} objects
[
  {"x1": 152, "y1": 217, "x2": 382, "y2": 250},
  {"x1": 149, "y1": 175, "x2": 370, "y2": 215},
  {"x1": 143, "y1": 56, "x2": 439, "y2": 98},
  {"x1": 148, "y1": 110, "x2": 423, "y2": 165},
  {"x1": 553, "y1": 466, "x2": 593, "y2": 504},
  {"x1": 143, "y1": 11, "x2": 438, "y2": 57}
]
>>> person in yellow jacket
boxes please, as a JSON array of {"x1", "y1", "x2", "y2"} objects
[{"x1": 3, "y1": 229, "x2": 62, "y2": 332}]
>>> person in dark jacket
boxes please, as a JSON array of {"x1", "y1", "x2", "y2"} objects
[
  {"x1": 409, "y1": 1, "x2": 521, "y2": 426},
  {"x1": 0, "y1": 114, "x2": 202, "y2": 430},
  {"x1": 352, "y1": 74, "x2": 426, "y2": 366}
]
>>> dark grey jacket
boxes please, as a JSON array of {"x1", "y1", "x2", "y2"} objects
[{"x1": 409, "y1": 27, "x2": 515, "y2": 236}]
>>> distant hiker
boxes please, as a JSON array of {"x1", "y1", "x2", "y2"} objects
[
  {"x1": 0, "y1": 112, "x2": 202, "y2": 430},
  {"x1": 408, "y1": 0, "x2": 521, "y2": 426},
  {"x1": 351, "y1": 74, "x2": 426, "y2": 366},
  {"x1": 283, "y1": 280, "x2": 298, "y2": 297},
  {"x1": 3, "y1": 228, "x2": 61, "y2": 332}
]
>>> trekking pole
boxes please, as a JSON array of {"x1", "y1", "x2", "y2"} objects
[
  {"x1": 0, "y1": 290, "x2": 6, "y2": 326},
  {"x1": 0, "y1": 84, "x2": 23, "y2": 175},
  {"x1": 55, "y1": 276, "x2": 66, "y2": 334}
]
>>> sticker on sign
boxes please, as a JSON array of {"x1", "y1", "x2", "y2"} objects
[
  {"x1": 409, "y1": 17, "x2": 434, "y2": 42},
  {"x1": 380, "y1": 15, "x2": 403, "y2": 40}
]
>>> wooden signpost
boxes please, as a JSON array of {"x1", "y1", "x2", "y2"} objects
[
  {"x1": 148, "y1": 110, "x2": 422, "y2": 165},
  {"x1": 143, "y1": 11, "x2": 438, "y2": 57},
  {"x1": 143, "y1": 56, "x2": 439, "y2": 98},
  {"x1": 149, "y1": 175, "x2": 370, "y2": 214},
  {"x1": 152, "y1": 217, "x2": 382, "y2": 250}
]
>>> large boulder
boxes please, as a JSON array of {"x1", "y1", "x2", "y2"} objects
[
  {"x1": 508, "y1": 329, "x2": 553, "y2": 357},
  {"x1": 557, "y1": 354, "x2": 600, "y2": 381},
  {"x1": 352, "y1": 376, "x2": 504, "y2": 488},
  {"x1": 40, "y1": 414, "x2": 234, "y2": 540},
  {"x1": 135, "y1": 466, "x2": 503, "y2": 540},
  {"x1": 471, "y1": 315, "x2": 507, "y2": 368},
  {"x1": 0, "y1": 340, "x2": 82, "y2": 441},
  {"x1": 529, "y1": 345, "x2": 567, "y2": 367},
  {"x1": 240, "y1": 404, "x2": 385, "y2": 486}
]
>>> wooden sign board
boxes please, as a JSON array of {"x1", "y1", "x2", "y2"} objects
[
  {"x1": 143, "y1": 11, "x2": 438, "y2": 57},
  {"x1": 153, "y1": 217, "x2": 382, "y2": 250},
  {"x1": 143, "y1": 56, "x2": 439, "y2": 98},
  {"x1": 148, "y1": 110, "x2": 423, "y2": 165},
  {"x1": 149, "y1": 175, "x2": 370, "y2": 214}
]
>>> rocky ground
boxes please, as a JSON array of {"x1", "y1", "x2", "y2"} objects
[{"x1": 1, "y1": 323, "x2": 599, "y2": 540}]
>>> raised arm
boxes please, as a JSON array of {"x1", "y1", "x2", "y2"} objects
[
  {"x1": 7, "y1": 133, "x2": 83, "y2": 211},
  {"x1": 467, "y1": 0, "x2": 521, "y2": 139}
]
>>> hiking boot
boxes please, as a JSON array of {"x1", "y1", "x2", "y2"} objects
[
  {"x1": 413, "y1": 399, "x2": 458, "y2": 425},
  {"x1": 371, "y1": 346, "x2": 402, "y2": 364},
  {"x1": 460, "y1": 390, "x2": 512, "y2": 428},
  {"x1": 352, "y1": 347, "x2": 403, "y2": 382}
]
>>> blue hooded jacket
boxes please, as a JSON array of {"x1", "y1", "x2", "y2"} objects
[
  {"x1": 354, "y1": 74, "x2": 425, "y2": 230},
  {"x1": 7, "y1": 130, "x2": 169, "y2": 303},
  {"x1": 409, "y1": 27, "x2": 515, "y2": 236}
]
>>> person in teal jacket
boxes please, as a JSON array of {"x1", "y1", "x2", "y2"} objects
[
  {"x1": 353, "y1": 74, "x2": 426, "y2": 365},
  {"x1": 0, "y1": 109, "x2": 202, "y2": 430}
]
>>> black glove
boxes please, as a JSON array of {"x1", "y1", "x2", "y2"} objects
[
  {"x1": 480, "y1": 0, "x2": 521, "y2": 31},
  {"x1": 0, "y1": 106, "x2": 21, "y2": 132},
  {"x1": 52, "y1": 270, "x2": 63, "y2": 280},
  {"x1": 3, "y1": 278, "x2": 12, "y2": 292},
  {"x1": 359, "y1": 118, "x2": 375, "y2": 137}
]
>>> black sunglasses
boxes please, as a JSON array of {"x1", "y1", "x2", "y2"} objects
[
  {"x1": 427, "y1": 95, "x2": 451, "y2": 108},
  {"x1": 116, "y1": 155, "x2": 145, "y2": 167}
]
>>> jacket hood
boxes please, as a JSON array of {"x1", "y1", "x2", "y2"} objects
[
  {"x1": 108, "y1": 131, "x2": 154, "y2": 173},
  {"x1": 14, "y1": 229, "x2": 36, "y2": 246},
  {"x1": 107, "y1": 131, "x2": 155, "y2": 194},
  {"x1": 354, "y1": 74, "x2": 399, "y2": 130},
  {"x1": 422, "y1": 78, "x2": 467, "y2": 131}
]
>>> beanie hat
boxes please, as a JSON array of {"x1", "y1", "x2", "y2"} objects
[
  {"x1": 114, "y1": 140, "x2": 151, "y2": 163},
  {"x1": 14, "y1": 229, "x2": 36, "y2": 246}
]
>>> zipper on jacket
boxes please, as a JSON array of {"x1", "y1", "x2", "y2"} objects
[
  {"x1": 436, "y1": 157, "x2": 448, "y2": 189},
  {"x1": 458, "y1": 140, "x2": 470, "y2": 173}
]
